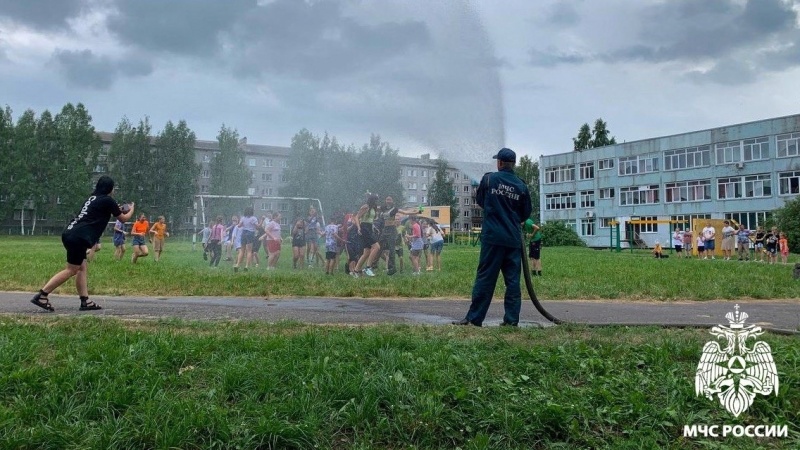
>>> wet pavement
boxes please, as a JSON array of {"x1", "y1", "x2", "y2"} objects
[{"x1": 2, "y1": 291, "x2": 799, "y2": 333}]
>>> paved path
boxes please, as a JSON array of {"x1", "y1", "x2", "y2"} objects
[{"x1": 2, "y1": 291, "x2": 798, "y2": 333}]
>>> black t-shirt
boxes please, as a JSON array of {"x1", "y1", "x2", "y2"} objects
[{"x1": 64, "y1": 194, "x2": 122, "y2": 245}]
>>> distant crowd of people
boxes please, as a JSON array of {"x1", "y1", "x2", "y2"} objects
[
  {"x1": 656, "y1": 221, "x2": 789, "y2": 264},
  {"x1": 195, "y1": 195, "x2": 447, "y2": 276}
]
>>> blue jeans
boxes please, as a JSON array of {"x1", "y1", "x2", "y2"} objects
[{"x1": 466, "y1": 243, "x2": 522, "y2": 326}]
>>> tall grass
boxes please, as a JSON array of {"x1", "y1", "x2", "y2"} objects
[
  {"x1": 1, "y1": 236, "x2": 799, "y2": 300},
  {"x1": 0, "y1": 317, "x2": 797, "y2": 449}
]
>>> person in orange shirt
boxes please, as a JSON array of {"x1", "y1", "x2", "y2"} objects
[
  {"x1": 779, "y1": 232, "x2": 789, "y2": 264},
  {"x1": 131, "y1": 213, "x2": 150, "y2": 263},
  {"x1": 149, "y1": 215, "x2": 170, "y2": 262}
]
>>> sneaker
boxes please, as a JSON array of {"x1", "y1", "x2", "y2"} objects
[
  {"x1": 412, "y1": 271, "x2": 421, "y2": 276},
  {"x1": 711, "y1": 256, "x2": 716, "y2": 260},
  {"x1": 364, "y1": 267, "x2": 375, "y2": 277},
  {"x1": 351, "y1": 271, "x2": 360, "y2": 279},
  {"x1": 703, "y1": 257, "x2": 708, "y2": 260}
]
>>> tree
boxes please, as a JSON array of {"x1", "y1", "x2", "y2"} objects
[
  {"x1": 573, "y1": 118, "x2": 617, "y2": 150},
  {"x1": 154, "y1": 120, "x2": 199, "y2": 225},
  {"x1": 573, "y1": 123, "x2": 591, "y2": 151},
  {"x1": 51, "y1": 103, "x2": 101, "y2": 224},
  {"x1": 514, "y1": 155, "x2": 539, "y2": 222},
  {"x1": 209, "y1": 125, "x2": 250, "y2": 217},
  {"x1": 428, "y1": 157, "x2": 459, "y2": 227},
  {"x1": 773, "y1": 197, "x2": 800, "y2": 253},
  {"x1": 107, "y1": 117, "x2": 154, "y2": 215},
  {"x1": 11, "y1": 109, "x2": 38, "y2": 234},
  {"x1": 590, "y1": 118, "x2": 617, "y2": 148},
  {"x1": 0, "y1": 106, "x2": 14, "y2": 223}
]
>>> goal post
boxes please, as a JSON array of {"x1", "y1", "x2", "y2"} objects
[{"x1": 193, "y1": 195, "x2": 326, "y2": 248}]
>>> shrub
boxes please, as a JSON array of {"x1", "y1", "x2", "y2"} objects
[
  {"x1": 539, "y1": 221, "x2": 586, "y2": 247},
  {"x1": 773, "y1": 196, "x2": 800, "y2": 253}
]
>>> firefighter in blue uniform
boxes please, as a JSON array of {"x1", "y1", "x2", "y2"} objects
[{"x1": 454, "y1": 148, "x2": 532, "y2": 326}]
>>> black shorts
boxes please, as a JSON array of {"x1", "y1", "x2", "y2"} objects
[
  {"x1": 241, "y1": 230, "x2": 256, "y2": 246},
  {"x1": 292, "y1": 238, "x2": 306, "y2": 248},
  {"x1": 326, "y1": 251, "x2": 336, "y2": 260},
  {"x1": 674, "y1": 245, "x2": 682, "y2": 252},
  {"x1": 347, "y1": 245, "x2": 360, "y2": 262},
  {"x1": 62, "y1": 233, "x2": 91, "y2": 266},
  {"x1": 528, "y1": 240, "x2": 541, "y2": 259},
  {"x1": 359, "y1": 225, "x2": 377, "y2": 249}
]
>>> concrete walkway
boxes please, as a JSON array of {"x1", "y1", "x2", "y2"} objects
[{"x1": 2, "y1": 291, "x2": 798, "y2": 333}]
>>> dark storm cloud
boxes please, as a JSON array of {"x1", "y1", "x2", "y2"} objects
[
  {"x1": 107, "y1": 0, "x2": 254, "y2": 56},
  {"x1": 529, "y1": 0, "x2": 800, "y2": 84},
  {"x1": 546, "y1": 1, "x2": 581, "y2": 27},
  {"x1": 0, "y1": 0, "x2": 85, "y2": 30},
  {"x1": 52, "y1": 49, "x2": 153, "y2": 89}
]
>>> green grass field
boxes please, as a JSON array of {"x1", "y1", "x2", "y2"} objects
[
  {"x1": 1, "y1": 236, "x2": 798, "y2": 300},
  {"x1": 2, "y1": 237, "x2": 799, "y2": 448}
]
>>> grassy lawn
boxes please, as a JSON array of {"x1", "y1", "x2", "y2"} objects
[
  {"x1": 2, "y1": 237, "x2": 799, "y2": 449},
  {"x1": 1, "y1": 236, "x2": 799, "y2": 300},
  {"x1": 0, "y1": 317, "x2": 797, "y2": 449}
]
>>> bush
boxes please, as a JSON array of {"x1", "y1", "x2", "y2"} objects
[
  {"x1": 539, "y1": 221, "x2": 586, "y2": 247},
  {"x1": 773, "y1": 197, "x2": 800, "y2": 253}
]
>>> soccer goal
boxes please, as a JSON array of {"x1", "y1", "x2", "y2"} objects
[{"x1": 193, "y1": 195, "x2": 326, "y2": 245}]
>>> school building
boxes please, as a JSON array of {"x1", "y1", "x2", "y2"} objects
[{"x1": 539, "y1": 114, "x2": 800, "y2": 248}]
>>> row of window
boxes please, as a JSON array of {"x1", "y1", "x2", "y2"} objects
[
  {"x1": 544, "y1": 133, "x2": 800, "y2": 183},
  {"x1": 571, "y1": 211, "x2": 770, "y2": 237},
  {"x1": 544, "y1": 172, "x2": 800, "y2": 210}
]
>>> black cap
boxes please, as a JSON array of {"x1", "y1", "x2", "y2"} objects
[{"x1": 492, "y1": 147, "x2": 516, "y2": 162}]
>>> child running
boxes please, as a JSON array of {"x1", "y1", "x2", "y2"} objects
[
  {"x1": 131, "y1": 213, "x2": 150, "y2": 263},
  {"x1": 149, "y1": 215, "x2": 169, "y2": 262},
  {"x1": 779, "y1": 232, "x2": 789, "y2": 264},
  {"x1": 113, "y1": 217, "x2": 127, "y2": 260}
]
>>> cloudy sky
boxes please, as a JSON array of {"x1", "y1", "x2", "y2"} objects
[{"x1": 1, "y1": 0, "x2": 799, "y2": 168}]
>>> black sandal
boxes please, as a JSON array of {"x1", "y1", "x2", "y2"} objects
[
  {"x1": 31, "y1": 293, "x2": 54, "y2": 312},
  {"x1": 79, "y1": 300, "x2": 102, "y2": 311}
]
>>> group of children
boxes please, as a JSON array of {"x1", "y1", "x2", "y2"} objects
[
  {"x1": 111, "y1": 213, "x2": 170, "y2": 263},
  {"x1": 655, "y1": 223, "x2": 790, "y2": 264},
  {"x1": 198, "y1": 198, "x2": 446, "y2": 276}
]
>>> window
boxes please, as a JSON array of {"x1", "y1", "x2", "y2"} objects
[
  {"x1": 12, "y1": 210, "x2": 31, "y2": 220},
  {"x1": 743, "y1": 137, "x2": 769, "y2": 161},
  {"x1": 598, "y1": 158, "x2": 614, "y2": 170},
  {"x1": 184, "y1": 216, "x2": 193, "y2": 224},
  {"x1": 247, "y1": 187, "x2": 255, "y2": 195},
  {"x1": 94, "y1": 164, "x2": 106, "y2": 173},
  {"x1": 600, "y1": 217, "x2": 615, "y2": 228},
  {"x1": 744, "y1": 174, "x2": 771, "y2": 198},
  {"x1": 260, "y1": 202, "x2": 273, "y2": 211},
  {"x1": 200, "y1": 185, "x2": 209, "y2": 193},
  {"x1": 618, "y1": 155, "x2": 658, "y2": 176},
  {"x1": 544, "y1": 165, "x2": 575, "y2": 184},
  {"x1": 264, "y1": 159, "x2": 273, "y2": 167},
  {"x1": 463, "y1": 210, "x2": 470, "y2": 217},
  {"x1": 36, "y1": 211, "x2": 47, "y2": 220},
  {"x1": 420, "y1": 196, "x2": 426, "y2": 203},
  {"x1": 579, "y1": 162, "x2": 595, "y2": 180},
  {"x1": 665, "y1": 180, "x2": 711, "y2": 203},
  {"x1": 280, "y1": 217, "x2": 289, "y2": 226},
  {"x1": 633, "y1": 216, "x2": 658, "y2": 233},
  {"x1": 202, "y1": 170, "x2": 210, "y2": 179},
  {"x1": 409, "y1": 195, "x2": 417, "y2": 202},
  {"x1": 248, "y1": 158, "x2": 256, "y2": 167},
  {"x1": 407, "y1": 169, "x2": 417, "y2": 177},
  {"x1": 724, "y1": 211, "x2": 770, "y2": 231},
  {"x1": 717, "y1": 177, "x2": 742, "y2": 199},
  {"x1": 779, "y1": 171, "x2": 800, "y2": 195},
  {"x1": 580, "y1": 218, "x2": 595, "y2": 236},
  {"x1": 664, "y1": 145, "x2": 711, "y2": 170},
  {"x1": 280, "y1": 160, "x2": 288, "y2": 168},
  {"x1": 281, "y1": 174, "x2": 287, "y2": 183},
  {"x1": 619, "y1": 185, "x2": 659, "y2": 206},
  {"x1": 715, "y1": 141, "x2": 741, "y2": 164},
  {"x1": 203, "y1": 155, "x2": 210, "y2": 162},
  {"x1": 421, "y1": 183, "x2": 427, "y2": 191},
  {"x1": 463, "y1": 185, "x2": 470, "y2": 192},
  {"x1": 279, "y1": 203, "x2": 289, "y2": 212},
  {"x1": 599, "y1": 188, "x2": 615, "y2": 199},
  {"x1": 580, "y1": 190, "x2": 595, "y2": 208},
  {"x1": 463, "y1": 198, "x2": 470, "y2": 205},
  {"x1": 262, "y1": 173, "x2": 272, "y2": 182},
  {"x1": 421, "y1": 170, "x2": 427, "y2": 177},
  {"x1": 777, "y1": 133, "x2": 800, "y2": 158},
  {"x1": 408, "y1": 182, "x2": 417, "y2": 190},
  {"x1": 263, "y1": 188, "x2": 274, "y2": 196},
  {"x1": 431, "y1": 210, "x2": 440, "y2": 218},
  {"x1": 544, "y1": 192, "x2": 576, "y2": 210}
]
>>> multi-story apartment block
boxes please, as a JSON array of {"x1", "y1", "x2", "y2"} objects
[{"x1": 539, "y1": 114, "x2": 800, "y2": 248}]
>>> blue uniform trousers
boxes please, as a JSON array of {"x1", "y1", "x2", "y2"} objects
[{"x1": 466, "y1": 242, "x2": 522, "y2": 326}]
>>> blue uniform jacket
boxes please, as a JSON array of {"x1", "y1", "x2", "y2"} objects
[{"x1": 475, "y1": 168, "x2": 532, "y2": 249}]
